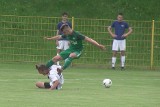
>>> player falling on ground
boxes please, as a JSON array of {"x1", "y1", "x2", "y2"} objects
[
  {"x1": 108, "y1": 13, "x2": 132, "y2": 70},
  {"x1": 42, "y1": 24, "x2": 106, "y2": 73},
  {"x1": 35, "y1": 64, "x2": 64, "y2": 90}
]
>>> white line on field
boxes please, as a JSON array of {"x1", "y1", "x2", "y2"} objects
[
  {"x1": 0, "y1": 69, "x2": 22, "y2": 71},
  {"x1": 0, "y1": 78, "x2": 160, "y2": 82}
]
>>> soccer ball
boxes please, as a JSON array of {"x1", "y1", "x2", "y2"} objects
[{"x1": 103, "y1": 79, "x2": 112, "y2": 88}]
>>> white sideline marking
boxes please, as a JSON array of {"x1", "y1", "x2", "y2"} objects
[
  {"x1": 0, "y1": 78, "x2": 160, "y2": 82},
  {"x1": 0, "y1": 69, "x2": 15, "y2": 70}
]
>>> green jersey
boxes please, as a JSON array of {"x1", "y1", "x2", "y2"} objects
[{"x1": 61, "y1": 31, "x2": 85, "y2": 50}]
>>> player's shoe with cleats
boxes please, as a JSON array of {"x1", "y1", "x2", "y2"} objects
[
  {"x1": 121, "y1": 67, "x2": 125, "y2": 70},
  {"x1": 112, "y1": 67, "x2": 115, "y2": 70}
]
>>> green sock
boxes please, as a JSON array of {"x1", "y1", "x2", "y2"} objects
[
  {"x1": 46, "y1": 59, "x2": 54, "y2": 68},
  {"x1": 63, "y1": 57, "x2": 73, "y2": 70}
]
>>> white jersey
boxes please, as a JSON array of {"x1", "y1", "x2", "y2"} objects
[{"x1": 48, "y1": 65, "x2": 64, "y2": 89}]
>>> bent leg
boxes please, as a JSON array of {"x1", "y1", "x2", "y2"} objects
[
  {"x1": 62, "y1": 53, "x2": 77, "y2": 70},
  {"x1": 46, "y1": 55, "x2": 63, "y2": 68},
  {"x1": 36, "y1": 82, "x2": 51, "y2": 89},
  {"x1": 35, "y1": 82, "x2": 45, "y2": 88}
]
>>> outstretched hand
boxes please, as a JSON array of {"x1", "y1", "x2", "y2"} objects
[
  {"x1": 44, "y1": 37, "x2": 49, "y2": 40},
  {"x1": 98, "y1": 44, "x2": 106, "y2": 51}
]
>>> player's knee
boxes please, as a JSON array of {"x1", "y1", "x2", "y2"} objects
[
  {"x1": 53, "y1": 56, "x2": 61, "y2": 62},
  {"x1": 35, "y1": 82, "x2": 40, "y2": 88},
  {"x1": 69, "y1": 53, "x2": 77, "y2": 58},
  {"x1": 112, "y1": 52, "x2": 117, "y2": 57},
  {"x1": 53, "y1": 58, "x2": 57, "y2": 62},
  {"x1": 36, "y1": 82, "x2": 43, "y2": 88},
  {"x1": 121, "y1": 53, "x2": 125, "y2": 56},
  {"x1": 121, "y1": 51, "x2": 125, "y2": 56}
]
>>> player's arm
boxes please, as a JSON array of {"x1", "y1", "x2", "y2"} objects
[
  {"x1": 122, "y1": 27, "x2": 133, "y2": 38},
  {"x1": 49, "y1": 80, "x2": 60, "y2": 90},
  {"x1": 44, "y1": 35, "x2": 62, "y2": 40},
  {"x1": 56, "y1": 30, "x2": 60, "y2": 46},
  {"x1": 56, "y1": 30, "x2": 59, "y2": 35},
  {"x1": 107, "y1": 26, "x2": 117, "y2": 38},
  {"x1": 84, "y1": 36, "x2": 106, "y2": 50}
]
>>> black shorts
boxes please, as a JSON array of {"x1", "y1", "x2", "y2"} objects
[
  {"x1": 44, "y1": 82, "x2": 59, "y2": 89},
  {"x1": 44, "y1": 82, "x2": 51, "y2": 88}
]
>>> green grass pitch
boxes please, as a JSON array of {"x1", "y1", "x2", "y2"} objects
[{"x1": 0, "y1": 63, "x2": 159, "y2": 107}]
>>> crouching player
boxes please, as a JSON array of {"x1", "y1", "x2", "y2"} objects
[{"x1": 35, "y1": 64, "x2": 64, "y2": 90}]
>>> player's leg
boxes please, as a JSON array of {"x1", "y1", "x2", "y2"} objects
[
  {"x1": 56, "y1": 40, "x2": 63, "y2": 65},
  {"x1": 46, "y1": 55, "x2": 63, "y2": 68},
  {"x1": 35, "y1": 82, "x2": 51, "y2": 89},
  {"x1": 112, "y1": 39, "x2": 118, "y2": 69},
  {"x1": 57, "y1": 74, "x2": 64, "y2": 90},
  {"x1": 120, "y1": 39, "x2": 126, "y2": 69},
  {"x1": 121, "y1": 51, "x2": 125, "y2": 68},
  {"x1": 61, "y1": 50, "x2": 81, "y2": 70},
  {"x1": 62, "y1": 53, "x2": 76, "y2": 70},
  {"x1": 112, "y1": 51, "x2": 117, "y2": 69}
]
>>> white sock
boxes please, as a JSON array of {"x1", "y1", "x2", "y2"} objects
[
  {"x1": 112, "y1": 57, "x2": 116, "y2": 67},
  {"x1": 121, "y1": 56, "x2": 125, "y2": 67},
  {"x1": 57, "y1": 53, "x2": 60, "y2": 65}
]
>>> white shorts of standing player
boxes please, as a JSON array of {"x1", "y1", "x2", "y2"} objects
[
  {"x1": 56, "y1": 40, "x2": 69, "y2": 50},
  {"x1": 112, "y1": 39, "x2": 126, "y2": 69},
  {"x1": 112, "y1": 39, "x2": 126, "y2": 51},
  {"x1": 56, "y1": 40, "x2": 69, "y2": 65}
]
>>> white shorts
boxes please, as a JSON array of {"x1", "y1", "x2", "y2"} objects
[
  {"x1": 56, "y1": 40, "x2": 69, "y2": 50},
  {"x1": 112, "y1": 39, "x2": 126, "y2": 51},
  {"x1": 49, "y1": 74, "x2": 64, "y2": 90}
]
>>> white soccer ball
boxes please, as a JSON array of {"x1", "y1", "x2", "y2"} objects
[{"x1": 103, "y1": 79, "x2": 112, "y2": 88}]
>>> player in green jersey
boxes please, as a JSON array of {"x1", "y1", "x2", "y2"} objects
[{"x1": 43, "y1": 24, "x2": 106, "y2": 73}]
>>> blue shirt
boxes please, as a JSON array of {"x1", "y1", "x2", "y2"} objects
[
  {"x1": 111, "y1": 21, "x2": 129, "y2": 40},
  {"x1": 57, "y1": 21, "x2": 72, "y2": 40}
]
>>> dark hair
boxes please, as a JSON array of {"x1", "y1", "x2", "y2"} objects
[
  {"x1": 118, "y1": 13, "x2": 123, "y2": 16},
  {"x1": 62, "y1": 12, "x2": 68, "y2": 16},
  {"x1": 60, "y1": 24, "x2": 69, "y2": 32},
  {"x1": 36, "y1": 64, "x2": 48, "y2": 72}
]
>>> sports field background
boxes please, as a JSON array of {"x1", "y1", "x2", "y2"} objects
[
  {"x1": 0, "y1": 63, "x2": 159, "y2": 107},
  {"x1": 1, "y1": 15, "x2": 160, "y2": 69},
  {"x1": 0, "y1": 0, "x2": 160, "y2": 107},
  {"x1": 0, "y1": 0, "x2": 160, "y2": 69}
]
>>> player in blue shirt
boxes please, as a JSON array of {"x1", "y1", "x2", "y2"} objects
[
  {"x1": 108, "y1": 13, "x2": 132, "y2": 70},
  {"x1": 57, "y1": 12, "x2": 72, "y2": 35}
]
